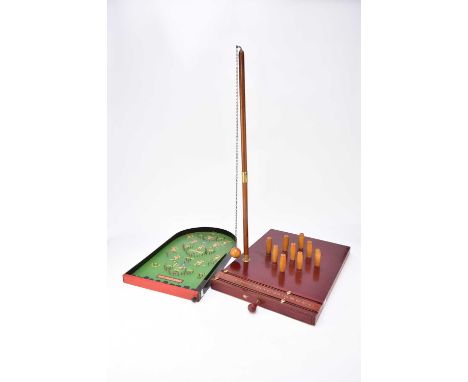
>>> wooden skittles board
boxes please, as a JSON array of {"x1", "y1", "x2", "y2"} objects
[
  {"x1": 211, "y1": 229, "x2": 350, "y2": 325},
  {"x1": 123, "y1": 227, "x2": 236, "y2": 301}
]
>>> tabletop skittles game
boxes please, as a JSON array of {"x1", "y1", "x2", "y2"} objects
[
  {"x1": 211, "y1": 229, "x2": 349, "y2": 325},
  {"x1": 123, "y1": 47, "x2": 350, "y2": 325},
  {"x1": 123, "y1": 228, "x2": 235, "y2": 302}
]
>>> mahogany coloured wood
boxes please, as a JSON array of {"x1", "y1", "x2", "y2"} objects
[
  {"x1": 238, "y1": 48, "x2": 249, "y2": 261},
  {"x1": 211, "y1": 229, "x2": 350, "y2": 325}
]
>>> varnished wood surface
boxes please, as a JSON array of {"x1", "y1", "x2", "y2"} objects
[
  {"x1": 238, "y1": 48, "x2": 249, "y2": 259},
  {"x1": 221, "y1": 229, "x2": 349, "y2": 303}
]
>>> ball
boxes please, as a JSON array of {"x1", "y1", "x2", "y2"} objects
[{"x1": 229, "y1": 247, "x2": 241, "y2": 258}]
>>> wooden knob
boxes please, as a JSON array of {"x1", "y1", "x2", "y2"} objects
[
  {"x1": 314, "y1": 248, "x2": 321, "y2": 268},
  {"x1": 282, "y1": 234, "x2": 289, "y2": 252},
  {"x1": 271, "y1": 244, "x2": 279, "y2": 263},
  {"x1": 306, "y1": 240, "x2": 313, "y2": 258},
  {"x1": 298, "y1": 233, "x2": 305, "y2": 251},
  {"x1": 289, "y1": 242, "x2": 297, "y2": 261},
  {"x1": 248, "y1": 301, "x2": 259, "y2": 313},
  {"x1": 229, "y1": 247, "x2": 241, "y2": 259},
  {"x1": 279, "y1": 253, "x2": 287, "y2": 272},
  {"x1": 266, "y1": 236, "x2": 272, "y2": 255},
  {"x1": 296, "y1": 251, "x2": 304, "y2": 271}
]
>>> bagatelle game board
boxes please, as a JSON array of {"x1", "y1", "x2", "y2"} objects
[{"x1": 123, "y1": 228, "x2": 235, "y2": 301}]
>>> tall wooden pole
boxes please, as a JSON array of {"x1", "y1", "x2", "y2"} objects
[{"x1": 238, "y1": 47, "x2": 249, "y2": 263}]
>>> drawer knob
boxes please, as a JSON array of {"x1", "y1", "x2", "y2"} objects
[{"x1": 248, "y1": 299, "x2": 260, "y2": 313}]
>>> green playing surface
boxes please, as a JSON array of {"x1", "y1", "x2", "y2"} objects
[{"x1": 131, "y1": 231, "x2": 235, "y2": 290}]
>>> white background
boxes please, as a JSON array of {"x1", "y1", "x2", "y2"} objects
[
  {"x1": 2, "y1": 1, "x2": 467, "y2": 382},
  {"x1": 108, "y1": 1, "x2": 360, "y2": 381}
]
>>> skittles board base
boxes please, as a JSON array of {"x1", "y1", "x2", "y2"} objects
[
  {"x1": 211, "y1": 229, "x2": 350, "y2": 325},
  {"x1": 123, "y1": 227, "x2": 236, "y2": 302}
]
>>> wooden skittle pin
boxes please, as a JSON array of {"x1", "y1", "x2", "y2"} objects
[
  {"x1": 306, "y1": 240, "x2": 313, "y2": 258},
  {"x1": 272, "y1": 244, "x2": 279, "y2": 263},
  {"x1": 279, "y1": 253, "x2": 287, "y2": 272},
  {"x1": 314, "y1": 248, "x2": 321, "y2": 268},
  {"x1": 282, "y1": 234, "x2": 289, "y2": 253},
  {"x1": 266, "y1": 236, "x2": 272, "y2": 256},
  {"x1": 298, "y1": 233, "x2": 305, "y2": 251},
  {"x1": 289, "y1": 242, "x2": 297, "y2": 261},
  {"x1": 296, "y1": 251, "x2": 303, "y2": 271}
]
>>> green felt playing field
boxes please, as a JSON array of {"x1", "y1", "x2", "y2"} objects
[{"x1": 131, "y1": 231, "x2": 235, "y2": 290}]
